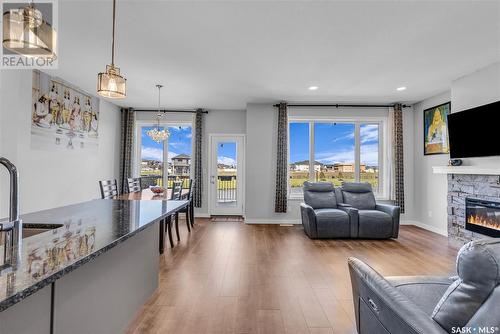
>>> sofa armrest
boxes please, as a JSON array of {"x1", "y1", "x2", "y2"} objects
[
  {"x1": 300, "y1": 203, "x2": 318, "y2": 239},
  {"x1": 376, "y1": 203, "x2": 400, "y2": 238},
  {"x1": 348, "y1": 257, "x2": 448, "y2": 334},
  {"x1": 338, "y1": 204, "x2": 359, "y2": 238}
]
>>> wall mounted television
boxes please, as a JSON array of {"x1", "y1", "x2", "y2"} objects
[{"x1": 448, "y1": 100, "x2": 500, "y2": 159}]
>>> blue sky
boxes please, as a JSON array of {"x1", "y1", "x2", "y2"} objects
[
  {"x1": 217, "y1": 142, "x2": 237, "y2": 166},
  {"x1": 141, "y1": 126, "x2": 192, "y2": 162},
  {"x1": 290, "y1": 123, "x2": 379, "y2": 166},
  {"x1": 140, "y1": 122, "x2": 378, "y2": 166}
]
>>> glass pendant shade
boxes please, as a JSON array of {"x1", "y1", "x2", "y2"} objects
[
  {"x1": 2, "y1": 5, "x2": 57, "y2": 59},
  {"x1": 146, "y1": 84, "x2": 169, "y2": 143},
  {"x1": 97, "y1": 64, "x2": 126, "y2": 99},
  {"x1": 146, "y1": 126, "x2": 170, "y2": 143}
]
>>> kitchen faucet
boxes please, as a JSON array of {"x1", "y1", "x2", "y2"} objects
[{"x1": 0, "y1": 157, "x2": 22, "y2": 273}]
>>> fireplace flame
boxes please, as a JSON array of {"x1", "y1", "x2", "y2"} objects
[{"x1": 467, "y1": 214, "x2": 500, "y2": 231}]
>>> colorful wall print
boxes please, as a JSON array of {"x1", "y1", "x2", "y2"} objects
[
  {"x1": 424, "y1": 102, "x2": 450, "y2": 155},
  {"x1": 31, "y1": 70, "x2": 99, "y2": 151}
]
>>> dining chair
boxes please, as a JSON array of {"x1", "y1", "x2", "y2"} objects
[
  {"x1": 167, "y1": 181, "x2": 183, "y2": 243},
  {"x1": 99, "y1": 179, "x2": 118, "y2": 199},
  {"x1": 178, "y1": 179, "x2": 194, "y2": 229},
  {"x1": 126, "y1": 177, "x2": 142, "y2": 193}
]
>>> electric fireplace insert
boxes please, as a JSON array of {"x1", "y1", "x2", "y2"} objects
[{"x1": 466, "y1": 198, "x2": 500, "y2": 238}]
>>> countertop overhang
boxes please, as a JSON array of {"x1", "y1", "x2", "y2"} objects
[{"x1": 0, "y1": 199, "x2": 188, "y2": 311}]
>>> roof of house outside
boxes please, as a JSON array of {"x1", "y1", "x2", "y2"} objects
[{"x1": 172, "y1": 154, "x2": 191, "y2": 159}]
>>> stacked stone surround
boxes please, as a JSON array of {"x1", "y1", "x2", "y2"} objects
[{"x1": 447, "y1": 174, "x2": 500, "y2": 241}]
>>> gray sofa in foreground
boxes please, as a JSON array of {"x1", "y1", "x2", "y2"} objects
[
  {"x1": 348, "y1": 239, "x2": 500, "y2": 334},
  {"x1": 300, "y1": 181, "x2": 399, "y2": 239}
]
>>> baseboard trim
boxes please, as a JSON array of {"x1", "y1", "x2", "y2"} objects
[
  {"x1": 194, "y1": 213, "x2": 211, "y2": 218},
  {"x1": 245, "y1": 219, "x2": 301, "y2": 225},
  {"x1": 401, "y1": 220, "x2": 448, "y2": 236}
]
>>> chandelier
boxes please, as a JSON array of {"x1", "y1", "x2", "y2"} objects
[
  {"x1": 97, "y1": 0, "x2": 126, "y2": 98},
  {"x1": 147, "y1": 85, "x2": 170, "y2": 143},
  {"x1": 2, "y1": 1, "x2": 57, "y2": 59}
]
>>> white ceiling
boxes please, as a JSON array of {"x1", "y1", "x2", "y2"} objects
[{"x1": 48, "y1": 0, "x2": 500, "y2": 110}]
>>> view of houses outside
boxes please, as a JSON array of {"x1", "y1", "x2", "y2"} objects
[
  {"x1": 140, "y1": 126, "x2": 192, "y2": 188},
  {"x1": 217, "y1": 142, "x2": 237, "y2": 203},
  {"x1": 289, "y1": 122, "x2": 379, "y2": 195}
]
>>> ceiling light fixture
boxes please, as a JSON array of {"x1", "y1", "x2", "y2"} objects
[
  {"x1": 146, "y1": 85, "x2": 170, "y2": 143},
  {"x1": 2, "y1": 1, "x2": 57, "y2": 59},
  {"x1": 308, "y1": 86, "x2": 319, "y2": 91},
  {"x1": 396, "y1": 86, "x2": 407, "y2": 91},
  {"x1": 97, "y1": 0, "x2": 126, "y2": 99}
]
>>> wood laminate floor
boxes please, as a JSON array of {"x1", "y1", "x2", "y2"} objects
[{"x1": 127, "y1": 218, "x2": 459, "y2": 334}]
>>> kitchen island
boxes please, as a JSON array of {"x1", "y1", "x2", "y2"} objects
[{"x1": 0, "y1": 199, "x2": 187, "y2": 334}]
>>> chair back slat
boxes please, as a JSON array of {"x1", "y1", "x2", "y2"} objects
[
  {"x1": 171, "y1": 181, "x2": 183, "y2": 200},
  {"x1": 127, "y1": 177, "x2": 142, "y2": 193},
  {"x1": 99, "y1": 179, "x2": 118, "y2": 199}
]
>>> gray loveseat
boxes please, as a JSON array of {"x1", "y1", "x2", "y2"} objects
[
  {"x1": 300, "y1": 181, "x2": 399, "y2": 239},
  {"x1": 348, "y1": 239, "x2": 500, "y2": 334},
  {"x1": 338, "y1": 182, "x2": 400, "y2": 239}
]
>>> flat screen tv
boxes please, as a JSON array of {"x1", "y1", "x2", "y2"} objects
[{"x1": 448, "y1": 100, "x2": 500, "y2": 159}]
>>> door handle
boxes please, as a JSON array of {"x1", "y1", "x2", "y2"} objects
[{"x1": 210, "y1": 175, "x2": 215, "y2": 184}]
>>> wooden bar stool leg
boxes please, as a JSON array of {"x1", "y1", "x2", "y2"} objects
[{"x1": 174, "y1": 213, "x2": 180, "y2": 241}]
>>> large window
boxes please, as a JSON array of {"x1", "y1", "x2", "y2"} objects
[
  {"x1": 138, "y1": 124, "x2": 192, "y2": 188},
  {"x1": 289, "y1": 120, "x2": 383, "y2": 197}
]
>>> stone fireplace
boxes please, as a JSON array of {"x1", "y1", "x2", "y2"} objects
[{"x1": 447, "y1": 174, "x2": 500, "y2": 241}]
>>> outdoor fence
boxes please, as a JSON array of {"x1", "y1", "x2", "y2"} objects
[{"x1": 140, "y1": 174, "x2": 237, "y2": 202}]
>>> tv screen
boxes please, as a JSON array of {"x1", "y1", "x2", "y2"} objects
[{"x1": 448, "y1": 100, "x2": 500, "y2": 159}]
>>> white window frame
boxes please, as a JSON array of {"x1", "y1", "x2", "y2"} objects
[
  {"x1": 288, "y1": 116, "x2": 387, "y2": 200},
  {"x1": 134, "y1": 120, "x2": 194, "y2": 186}
]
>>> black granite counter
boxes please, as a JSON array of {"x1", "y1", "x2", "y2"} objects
[{"x1": 0, "y1": 199, "x2": 188, "y2": 311}]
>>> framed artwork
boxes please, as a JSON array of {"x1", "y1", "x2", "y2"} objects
[
  {"x1": 31, "y1": 70, "x2": 100, "y2": 152},
  {"x1": 424, "y1": 102, "x2": 450, "y2": 155}
]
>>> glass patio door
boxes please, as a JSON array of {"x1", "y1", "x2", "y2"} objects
[{"x1": 209, "y1": 135, "x2": 244, "y2": 216}]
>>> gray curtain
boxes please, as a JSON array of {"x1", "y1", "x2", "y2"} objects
[
  {"x1": 275, "y1": 102, "x2": 288, "y2": 213},
  {"x1": 393, "y1": 103, "x2": 405, "y2": 213},
  {"x1": 193, "y1": 109, "x2": 203, "y2": 208},
  {"x1": 119, "y1": 108, "x2": 135, "y2": 194}
]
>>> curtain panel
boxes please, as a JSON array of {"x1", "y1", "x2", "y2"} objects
[
  {"x1": 119, "y1": 108, "x2": 135, "y2": 194},
  {"x1": 393, "y1": 103, "x2": 405, "y2": 213},
  {"x1": 193, "y1": 109, "x2": 203, "y2": 208},
  {"x1": 275, "y1": 102, "x2": 288, "y2": 213}
]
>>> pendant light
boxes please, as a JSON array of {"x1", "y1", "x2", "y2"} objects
[
  {"x1": 146, "y1": 85, "x2": 170, "y2": 143},
  {"x1": 97, "y1": 0, "x2": 126, "y2": 98},
  {"x1": 2, "y1": 1, "x2": 57, "y2": 59}
]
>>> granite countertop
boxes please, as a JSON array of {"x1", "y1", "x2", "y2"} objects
[{"x1": 0, "y1": 199, "x2": 188, "y2": 311}]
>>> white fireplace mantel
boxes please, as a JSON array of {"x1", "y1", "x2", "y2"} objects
[{"x1": 432, "y1": 166, "x2": 500, "y2": 175}]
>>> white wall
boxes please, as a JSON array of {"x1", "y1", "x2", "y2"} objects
[
  {"x1": 412, "y1": 91, "x2": 451, "y2": 235},
  {"x1": 411, "y1": 61, "x2": 500, "y2": 236},
  {"x1": 198, "y1": 109, "x2": 246, "y2": 216},
  {"x1": 0, "y1": 71, "x2": 121, "y2": 217},
  {"x1": 245, "y1": 103, "x2": 415, "y2": 223}
]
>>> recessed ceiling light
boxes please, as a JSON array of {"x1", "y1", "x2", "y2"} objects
[
  {"x1": 308, "y1": 86, "x2": 319, "y2": 91},
  {"x1": 396, "y1": 86, "x2": 407, "y2": 91}
]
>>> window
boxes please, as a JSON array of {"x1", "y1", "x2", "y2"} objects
[
  {"x1": 289, "y1": 122, "x2": 309, "y2": 196},
  {"x1": 314, "y1": 122, "x2": 355, "y2": 186},
  {"x1": 288, "y1": 120, "x2": 383, "y2": 197},
  {"x1": 137, "y1": 124, "x2": 192, "y2": 188},
  {"x1": 360, "y1": 124, "x2": 380, "y2": 193}
]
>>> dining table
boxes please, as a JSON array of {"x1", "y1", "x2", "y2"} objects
[{"x1": 114, "y1": 189, "x2": 189, "y2": 254}]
